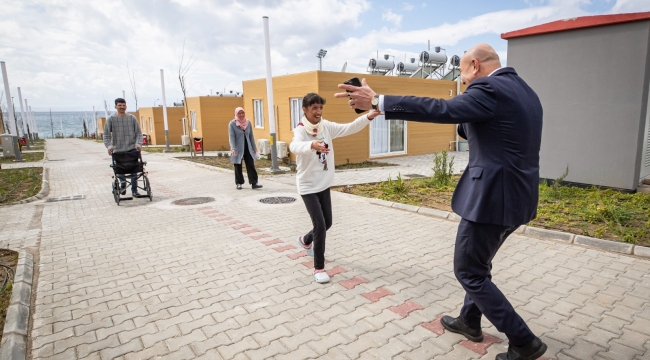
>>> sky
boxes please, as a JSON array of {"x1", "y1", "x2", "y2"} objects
[{"x1": 1, "y1": 0, "x2": 649, "y2": 112}]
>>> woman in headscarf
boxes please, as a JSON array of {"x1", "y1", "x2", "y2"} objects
[
  {"x1": 229, "y1": 107, "x2": 262, "y2": 190},
  {"x1": 290, "y1": 93, "x2": 380, "y2": 283}
]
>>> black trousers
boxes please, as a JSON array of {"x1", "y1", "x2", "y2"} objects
[
  {"x1": 233, "y1": 139, "x2": 258, "y2": 185},
  {"x1": 301, "y1": 188, "x2": 332, "y2": 270},
  {"x1": 454, "y1": 218, "x2": 536, "y2": 347}
]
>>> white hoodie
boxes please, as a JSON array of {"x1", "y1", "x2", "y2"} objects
[{"x1": 290, "y1": 114, "x2": 371, "y2": 195}]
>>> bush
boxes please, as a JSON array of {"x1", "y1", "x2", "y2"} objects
[
  {"x1": 384, "y1": 173, "x2": 409, "y2": 195},
  {"x1": 428, "y1": 150, "x2": 455, "y2": 188}
]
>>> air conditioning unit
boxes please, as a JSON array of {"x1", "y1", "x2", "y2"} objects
[
  {"x1": 181, "y1": 135, "x2": 190, "y2": 146},
  {"x1": 276, "y1": 141, "x2": 288, "y2": 158},
  {"x1": 257, "y1": 139, "x2": 270, "y2": 155}
]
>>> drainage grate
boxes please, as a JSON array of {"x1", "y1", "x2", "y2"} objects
[
  {"x1": 172, "y1": 197, "x2": 215, "y2": 206},
  {"x1": 404, "y1": 174, "x2": 427, "y2": 178},
  {"x1": 259, "y1": 196, "x2": 296, "y2": 204},
  {"x1": 47, "y1": 195, "x2": 85, "y2": 202}
]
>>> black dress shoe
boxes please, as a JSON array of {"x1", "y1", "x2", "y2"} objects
[
  {"x1": 236, "y1": 184, "x2": 242, "y2": 190},
  {"x1": 120, "y1": 187, "x2": 127, "y2": 195},
  {"x1": 252, "y1": 184, "x2": 263, "y2": 189},
  {"x1": 441, "y1": 315, "x2": 483, "y2": 342},
  {"x1": 496, "y1": 337, "x2": 547, "y2": 360}
]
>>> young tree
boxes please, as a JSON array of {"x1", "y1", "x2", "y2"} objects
[
  {"x1": 127, "y1": 62, "x2": 138, "y2": 110},
  {"x1": 178, "y1": 41, "x2": 198, "y2": 157}
]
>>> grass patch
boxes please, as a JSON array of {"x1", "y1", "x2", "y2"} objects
[
  {"x1": 142, "y1": 147, "x2": 189, "y2": 153},
  {"x1": 0, "y1": 167, "x2": 43, "y2": 204},
  {"x1": 0, "y1": 249, "x2": 18, "y2": 343},
  {"x1": 0, "y1": 152, "x2": 44, "y2": 164},
  {"x1": 335, "y1": 160, "x2": 395, "y2": 170},
  {"x1": 178, "y1": 156, "x2": 396, "y2": 175},
  {"x1": 335, "y1": 177, "x2": 650, "y2": 247}
]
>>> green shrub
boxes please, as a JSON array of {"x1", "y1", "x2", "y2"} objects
[{"x1": 428, "y1": 150, "x2": 455, "y2": 188}]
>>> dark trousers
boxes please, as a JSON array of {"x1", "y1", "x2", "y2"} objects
[
  {"x1": 301, "y1": 188, "x2": 332, "y2": 270},
  {"x1": 454, "y1": 218, "x2": 535, "y2": 347},
  {"x1": 233, "y1": 139, "x2": 258, "y2": 185}
]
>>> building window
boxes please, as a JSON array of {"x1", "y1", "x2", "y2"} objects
[
  {"x1": 254, "y1": 99, "x2": 264, "y2": 128},
  {"x1": 141, "y1": 116, "x2": 145, "y2": 131},
  {"x1": 148, "y1": 117, "x2": 152, "y2": 133},
  {"x1": 191, "y1": 111, "x2": 197, "y2": 132},
  {"x1": 290, "y1": 98, "x2": 303, "y2": 130}
]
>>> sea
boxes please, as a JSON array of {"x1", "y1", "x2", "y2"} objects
[{"x1": 24, "y1": 111, "x2": 107, "y2": 138}]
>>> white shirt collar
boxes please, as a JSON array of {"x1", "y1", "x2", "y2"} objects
[{"x1": 488, "y1": 67, "x2": 503, "y2": 77}]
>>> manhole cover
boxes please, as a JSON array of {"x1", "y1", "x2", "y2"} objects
[
  {"x1": 47, "y1": 195, "x2": 85, "y2": 202},
  {"x1": 404, "y1": 174, "x2": 427, "y2": 178},
  {"x1": 259, "y1": 196, "x2": 296, "y2": 204},
  {"x1": 172, "y1": 197, "x2": 215, "y2": 206}
]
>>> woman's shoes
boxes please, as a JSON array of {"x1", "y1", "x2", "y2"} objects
[
  {"x1": 314, "y1": 269, "x2": 330, "y2": 283},
  {"x1": 236, "y1": 184, "x2": 242, "y2": 190}
]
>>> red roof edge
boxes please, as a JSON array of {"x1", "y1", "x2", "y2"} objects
[{"x1": 501, "y1": 11, "x2": 650, "y2": 40}]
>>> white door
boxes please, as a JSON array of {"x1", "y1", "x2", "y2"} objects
[{"x1": 370, "y1": 117, "x2": 406, "y2": 156}]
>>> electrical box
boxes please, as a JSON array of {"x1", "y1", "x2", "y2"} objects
[
  {"x1": 257, "y1": 139, "x2": 270, "y2": 155},
  {"x1": 181, "y1": 135, "x2": 190, "y2": 146},
  {"x1": 1, "y1": 134, "x2": 16, "y2": 158},
  {"x1": 276, "y1": 141, "x2": 288, "y2": 158}
]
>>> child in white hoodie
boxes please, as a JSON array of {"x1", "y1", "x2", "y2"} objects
[{"x1": 290, "y1": 93, "x2": 380, "y2": 283}]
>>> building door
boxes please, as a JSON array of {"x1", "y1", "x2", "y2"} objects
[
  {"x1": 370, "y1": 118, "x2": 406, "y2": 156},
  {"x1": 640, "y1": 82, "x2": 650, "y2": 182}
]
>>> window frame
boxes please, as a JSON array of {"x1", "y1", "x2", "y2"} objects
[
  {"x1": 190, "y1": 111, "x2": 197, "y2": 132},
  {"x1": 253, "y1": 99, "x2": 264, "y2": 128},
  {"x1": 290, "y1": 98, "x2": 304, "y2": 131}
]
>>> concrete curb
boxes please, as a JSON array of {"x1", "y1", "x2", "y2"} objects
[
  {"x1": 369, "y1": 199, "x2": 650, "y2": 259},
  {"x1": 0, "y1": 251, "x2": 34, "y2": 360},
  {"x1": 7, "y1": 167, "x2": 49, "y2": 206}
]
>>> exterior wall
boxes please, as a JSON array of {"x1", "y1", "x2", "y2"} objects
[
  {"x1": 186, "y1": 96, "x2": 244, "y2": 151},
  {"x1": 244, "y1": 71, "x2": 458, "y2": 165},
  {"x1": 137, "y1": 107, "x2": 185, "y2": 145},
  {"x1": 507, "y1": 20, "x2": 650, "y2": 190}
]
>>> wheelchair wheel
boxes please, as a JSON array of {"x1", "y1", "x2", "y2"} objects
[
  {"x1": 144, "y1": 176, "x2": 153, "y2": 201},
  {"x1": 112, "y1": 178, "x2": 121, "y2": 205}
]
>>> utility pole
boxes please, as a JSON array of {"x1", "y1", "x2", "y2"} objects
[
  {"x1": 263, "y1": 16, "x2": 280, "y2": 171},
  {"x1": 160, "y1": 69, "x2": 171, "y2": 152},
  {"x1": 24, "y1": 98, "x2": 34, "y2": 145},
  {"x1": 1, "y1": 61, "x2": 23, "y2": 161},
  {"x1": 50, "y1": 109, "x2": 54, "y2": 138},
  {"x1": 17, "y1": 87, "x2": 30, "y2": 149}
]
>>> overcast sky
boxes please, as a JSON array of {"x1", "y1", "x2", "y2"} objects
[{"x1": 1, "y1": 0, "x2": 649, "y2": 112}]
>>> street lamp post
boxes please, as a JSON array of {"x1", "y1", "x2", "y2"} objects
[
  {"x1": 154, "y1": 99, "x2": 159, "y2": 107},
  {"x1": 317, "y1": 49, "x2": 327, "y2": 71}
]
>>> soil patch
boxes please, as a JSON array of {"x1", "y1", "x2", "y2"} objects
[{"x1": 0, "y1": 249, "x2": 19, "y2": 343}]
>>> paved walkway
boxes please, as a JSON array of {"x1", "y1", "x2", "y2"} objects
[{"x1": 0, "y1": 139, "x2": 649, "y2": 360}]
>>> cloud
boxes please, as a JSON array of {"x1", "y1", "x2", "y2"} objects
[
  {"x1": 403, "y1": 2, "x2": 415, "y2": 11},
  {"x1": 382, "y1": 9, "x2": 402, "y2": 27},
  {"x1": 610, "y1": 0, "x2": 650, "y2": 13},
  {"x1": 1, "y1": 0, "x2": 649, "y2": 110}
]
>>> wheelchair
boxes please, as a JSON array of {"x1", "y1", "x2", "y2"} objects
[{"x1": 110, "y1": 150, "x2": 152, "y2": 205}]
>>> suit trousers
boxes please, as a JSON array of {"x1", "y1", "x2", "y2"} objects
[
  {"x1": 301, "y1": 188, "x2": 333, "y2": 270},
  {"x1": 233, "y1": 138, "x2": 258, "y2": 185},
  {"x1": 454, "y1": 218, "x2": 535, "y2": 347}
]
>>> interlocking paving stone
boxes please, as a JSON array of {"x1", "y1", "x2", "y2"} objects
[
  {"x1": 389, "y1": 300, "x2": 425, "y2": 317},
  {"x1": 2, "y1": 140, "x2": 647, "y2": 360},
  {"x1": 459, "y1": 333, "x2": 503, "y2": 355},
  {"x1": 362, "y1": 288, "x2": 395, "y2": 303}
]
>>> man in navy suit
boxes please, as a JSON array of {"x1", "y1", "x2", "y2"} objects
[{"x1": 336, "y1": 44, "x2": 546, "y2": 360}]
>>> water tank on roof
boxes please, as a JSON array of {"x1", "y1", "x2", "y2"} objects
[
  {"x1": 420, "y1": 51, "x2": 447, "y2": 65},
  {"x1": 173, "y1": 101, "x2": 184, "y2": 106},
  {"x1": 368, "y1": 58, "x2": 395, "y2": 71},
  {"x1": 397, "y1": 61, "x2": 418, "y2": 73}
]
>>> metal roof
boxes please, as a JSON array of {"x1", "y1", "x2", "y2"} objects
[{"x1": 501, "y1": 11, "x2": 650, "y2": 40}]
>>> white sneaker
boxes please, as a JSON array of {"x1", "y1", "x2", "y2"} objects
[
  {"x1": 297, "y1": 236, "x2": 314, "y2": 257},
  {"x1": 314, "y1": 269, "x2": 330, "y2": 284}
]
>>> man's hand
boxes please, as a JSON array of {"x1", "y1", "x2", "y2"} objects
[
  {"x1": 107, "y1": 146, "x2": 114, "y2": 155},
  {"x1": 135, "y1": 145, "x2": 142, "y2": 151},
  {"x1": 231, "y1": 149, "x2": 236, "y2": 157},
  {"x1": 311, "y1": 140, "x2": 329, "y2": 153},
  {"x1": 334, "y1": 78, "x2": 376, "y2": 111}
]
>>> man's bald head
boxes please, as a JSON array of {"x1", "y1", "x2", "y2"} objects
[{"x1": 459, "y1": 43, "x2": 502, "y2": 85}]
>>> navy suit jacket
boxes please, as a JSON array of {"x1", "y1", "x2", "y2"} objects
[{"x1": 384, "y1": 67, "x2": 543, "y2": 226}]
